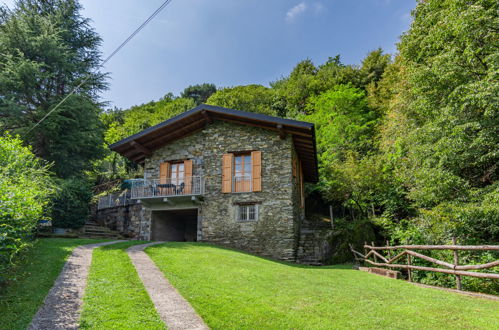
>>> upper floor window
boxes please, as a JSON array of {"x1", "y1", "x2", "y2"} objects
[
  {"x1": 234, "y1": 153, "x2": 252, "y2": 192},
  {"x1": 159, "y1": 160, "x2": 193, "y2": 195},
  {"x1": 170, "y1": 162, "x2": 185, "y2": 186},
  {"x1": 222, "y1": 151, "x2": 261, "y2": 193}
]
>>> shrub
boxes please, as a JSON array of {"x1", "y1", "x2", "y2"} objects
[
  {"x1": 0, "y1": 135, "x2": 54, "y2": 280},
  {"x1": 51, "y1": 178, "x2": 93, "y2": 229}
]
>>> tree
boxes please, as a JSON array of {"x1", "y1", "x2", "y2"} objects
[
  {"x1": 394, "y1": 0, "x2": 498, "y2": 207},
  {"x1": 0, "y1": 0, "x2": 106, "y2": 178},
  {"x1": 300, "y1": 85, "x2": 381, "y2": 213},
  {"x1": 0, "y1": 134, "x2": 54, "y2": 279},
  {"x1": 206, "y1": 85, "x2": 276, "y2": 116},
  {"x1": 94, "y1": 96, "x2": 195, "y2": 182},
  {"x1": 181, "y1": 83, "x2": 217, "y2": 105}
]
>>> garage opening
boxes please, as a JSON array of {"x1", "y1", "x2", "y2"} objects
[{"x1": 151, "y1": 209, "x2": 198, "y2": 242}]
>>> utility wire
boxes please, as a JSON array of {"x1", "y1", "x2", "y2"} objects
[{"x1": 25, "y1": 0, "x2": 173, "y2": 135}]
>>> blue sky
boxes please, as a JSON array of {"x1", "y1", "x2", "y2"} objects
[{"x1": 2, "y1": 0, "x2": 415, "y2": 109}]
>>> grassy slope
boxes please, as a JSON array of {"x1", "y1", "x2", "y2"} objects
[
  {"x1": 80, "y1": 241, "x2": 165, "y2": 330},
  {"x1": 0, "y1": 238, "x2": 108, "y2": 330},
  {"x1": 147, "y1": 242, "x2": 499, "y2": 330}
]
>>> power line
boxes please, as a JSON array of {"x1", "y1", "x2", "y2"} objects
[{"x1": 25, "y1": 0, "x2": 173, "y2": 135}]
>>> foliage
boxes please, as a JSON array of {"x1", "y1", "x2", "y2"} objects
[
  {"x1": 300, "y1": 85, "x2": 382, "y2": 219},
  {"x1": 0, "y1": 135, "x2": 53, "y2": 282},
  {"x1": 92, "y1": 95, "x2": 195, "y2": 183},
  {"x1": 272, "y1": 51, "x2": 391, "y2": 117},
  {"x1": 80, "y1": 241, "x2": 165, "y2": 329},
  {"x1": 147, "y1": 243, "x2": 499, "y2": 329},
  {"x1": 363, "y1": 0, "x2": 499, "y2": 292},
  {"x1": 0, "y1": 0, "x2": 106, "y2": 178},
  {"x1": 51, "y1": 177, "x2": 93, "y2": 229},
  {"x1": 181, "y1": 83, "x2": 217, "y2": 105},
  {"x1": 0, "y1": 238, "x2": 107, "y2": 329},
  {"x1": 206, "y1": 84, "x2": 276, "y2": 116}
]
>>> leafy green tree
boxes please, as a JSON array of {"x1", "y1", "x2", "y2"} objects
[
  {"x1": 393, "y1": 0, "x2": 498, "y2": 208},
  {"x1": 93, "y1": 96, "x2": 195, "y2": 182},
  {"x1": 0, "y1": 134, "x2": 54, "y2": 279},
  {"x1": 359, "y1": 48, "x2": 392, "y2": 88},
  {"x1": 181, "y1": 83, "x2": 217, "y2": 105},
  {"x1": 300, "y1": 85, "x2": 381, "y2": 215},
  {"x1": 206, "y1": 85, "x2": 276, "y2": 116},
  {"x1": 272, "y1": 59, "x2": 320, "y2": 116},
  {"x1": 0, "y1": 0, "x2": 106, "y2": 178},
  {"x1": 51, "y1": 177, "x2": 92, "y2": 229}
]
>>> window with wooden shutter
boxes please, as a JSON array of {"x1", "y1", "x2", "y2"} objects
[
  {"x1": 251, "y1": 151, "x2": 261, "y2": 192},
  {"x1": 222, "y1": 153, "x2": 233, "y2": 193},
  {"x1": 184, "y1": 159, "x2": 193, "y2": 194}
]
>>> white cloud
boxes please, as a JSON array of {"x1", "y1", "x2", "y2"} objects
[{"x1": 286, "y1": 2, "x2": 307, "y2": 22}]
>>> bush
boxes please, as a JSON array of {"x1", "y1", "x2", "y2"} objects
[
  {"x1": 328, "y1": 217, "x2": 379, "y2": 264},
  {"x1": 0, "y1": 135, "x2": 54, "y2": 280},
  {"x1": 51, "y1": 178, "x2": 92, "y2": 229},
  {"x1": 375, "y1": 189, "x2": 499, "y2": 294}
]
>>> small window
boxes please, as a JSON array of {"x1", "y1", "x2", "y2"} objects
[{"x1": 237, "y1": 204, "x2": 258, "y2": 222}]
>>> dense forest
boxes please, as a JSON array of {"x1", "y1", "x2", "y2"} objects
[{"x1": 1, "y1": 0, "x2": 497, "y2": 292}]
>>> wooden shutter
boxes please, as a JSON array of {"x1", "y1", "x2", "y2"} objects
[
  {"x1": 292, "y1": 155, "x2": 297, "y2": 177},
  {"x1": 159, "y1": 162, "x2": 170, "y2": 184},
  {"x1": 184, "y1": 159, "x2": 193, "y2": 194},
  {"x1": 299, "y1": 161, "x2": 305, "y2": 208},
  {"x1": 222, "y1": 153, "x2": 233, "y2": 193},
  {"x1": 251, "y1": 151, "x2": 262, "y2": 192}
]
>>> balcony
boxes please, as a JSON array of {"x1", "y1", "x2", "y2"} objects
[{"x1": 130, "y1": 176, "x2": 204, "y2": 200}]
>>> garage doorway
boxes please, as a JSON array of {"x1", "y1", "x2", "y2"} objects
[{"x1": 151, "y1": 209, "x2": 198, "y2": 242}]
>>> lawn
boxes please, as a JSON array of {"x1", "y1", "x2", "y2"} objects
[
  {"x1": 146, "y1": 242, "x2": 499, "y2": 329},
  {"x1": 79, "y1": 241, "x2": 165, "y2": 330},
  {"x1": 0, "y1": 238, "x2": 108, "y2": 330}
]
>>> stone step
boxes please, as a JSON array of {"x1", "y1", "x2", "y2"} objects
[
  {"x1": 80, "y1": 235, "x2": 120, "y2": 239},
  {"x1": 83, "y1": 228, "x2": 113, "y2": 233},
  {"x1": 82, "y1": 231, "x2": 117, "y2": 237}
]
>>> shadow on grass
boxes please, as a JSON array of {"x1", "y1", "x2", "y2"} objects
[{"x1": 145, "y1": 241, "x2": 353, "y2": 270}]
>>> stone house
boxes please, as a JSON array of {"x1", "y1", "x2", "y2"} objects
[{"x1": 109, "y1": 104, "x2": 319, "y2": 262}]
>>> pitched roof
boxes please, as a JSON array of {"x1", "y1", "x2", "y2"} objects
[{"x1": 109, "y1": 104, "x2": 319, "y2": 182}]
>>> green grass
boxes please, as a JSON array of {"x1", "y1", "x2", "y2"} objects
[
  {"x1": 0, "y1": 238, "x2": 108, "y2": 330},
  {"x1": 80, "y1": 241, "x2": 165, "y2": 330},
  {"x1": 146, "y1": 242, "x2": 499, "y2": 329}
]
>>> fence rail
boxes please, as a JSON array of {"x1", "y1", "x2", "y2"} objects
[
  {"x1": 97, "y1": 191, "x2": 136, "y2": 210},
  {"x1": 350, "y1": 241, "x2": 499, "y2": 289},
  {"x1": 130, "y1": 176, "x2": 204, "y2": 199}
]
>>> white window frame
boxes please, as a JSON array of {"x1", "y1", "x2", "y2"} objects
[{"x1": 236, "y1": 204, "x2": 259, "y2": 222}]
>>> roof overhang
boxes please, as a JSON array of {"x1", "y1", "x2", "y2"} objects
[{"x1": 109, "y1": 104, "x2": 319, "y2": 182}]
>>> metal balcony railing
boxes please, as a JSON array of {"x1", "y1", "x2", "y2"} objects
[
  {"x1": 97, "y1": 191, "x2": 136, "y2": 210},
  {"x1": 130, "y1": 176, "x2": 204, "y2": 199}
]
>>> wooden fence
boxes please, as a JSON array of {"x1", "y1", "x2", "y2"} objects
[{"x1": 349, "y1": 241, "x2": 499, "y2": 290}]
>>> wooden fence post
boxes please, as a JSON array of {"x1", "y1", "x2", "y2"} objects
[
  {"x1": 386, "y1": 241, "x2": 391, "y2": 259},
  {"x1": 407, "y1": 254, "x2": 412, "y2": 282},
  {"x1": 452, "y1": 237, "x2": 462, "y2": 290},
  {"x1": 372, "y1": 241, "x2": 378, "y2": 263}
]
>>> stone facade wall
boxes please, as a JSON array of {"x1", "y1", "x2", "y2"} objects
[
  {"x1": 95, "y1": 203, "x2": 144, "y2": 238},
  {"x1": 142, "y1": 120, "x2": 297, "y2": 261}
]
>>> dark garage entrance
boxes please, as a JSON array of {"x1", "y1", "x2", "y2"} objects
[{"x1": 151, "y1": 209, "x2": 198, "y2": 241}]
